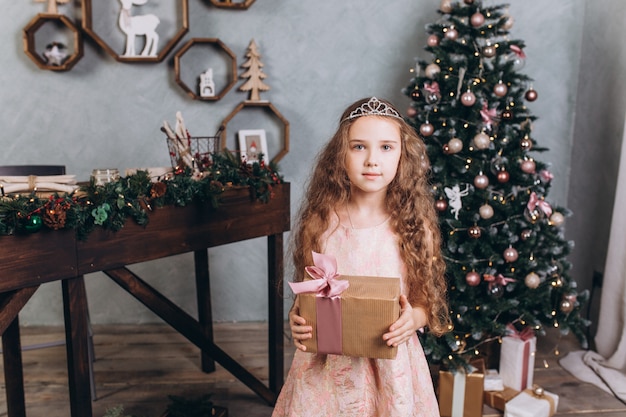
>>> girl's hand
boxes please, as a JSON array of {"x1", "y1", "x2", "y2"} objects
[
  {"x1": 289, "y1": 307, "x2": 312, "y2": 351},
  {"x1": 383, "y1": 295, "x2": 427, "y2": 347}
]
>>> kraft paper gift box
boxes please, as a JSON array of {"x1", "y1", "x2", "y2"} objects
[
  {"x1": 484, "y1": 386, "x2": 520, "y2": 412},
  {"x1": 499, "y1": 325, "x2": 536, "y2": 391},
  {"x1": 438, "y1": 361, "x2": 485, "y2": 417},
  {"x1": 504, "y1": 387, "x2": 559, "y2": 417},
  {"x1": 289, "y1": 252, "x2": 401, "y2": 360}
]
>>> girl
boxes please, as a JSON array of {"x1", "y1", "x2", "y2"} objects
[{"x1": 273, "y1": 97, "x2": 450, "y2": 416}]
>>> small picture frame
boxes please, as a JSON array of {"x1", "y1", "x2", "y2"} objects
[{"x1": 238, "y1": 129, "x2": 268, "y2": 164}]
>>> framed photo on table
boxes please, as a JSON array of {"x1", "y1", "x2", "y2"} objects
[{"x1": 238, "y1": 129, "x2": 268, "y2": 164}]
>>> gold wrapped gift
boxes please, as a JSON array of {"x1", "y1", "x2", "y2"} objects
[
  {"x1": 297, "y1": 275, "x2": 401, "y2": 359},
  {"x1": 438, "y1": 363, "x2": 485, "y2": 417},
  {"x1": 484, "y1": 386, "x2": 520, "y2": 411}
]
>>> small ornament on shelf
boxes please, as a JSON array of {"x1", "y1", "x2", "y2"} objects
[
  {"x1": 43, "y1": 42, "x2": 68, "y2": 66},
  {"x1": 36, "y1": 0, "x2": 70, "y2": 14},
  {"x1": 118, "y1": 0, "x2": 161, "y2": 58},
  {"x1": 238, "y1": 39, "x2": 270, "y2": 102},
  {"x1": 199, "y1": 67, "x2": 216, "y2": 98}
]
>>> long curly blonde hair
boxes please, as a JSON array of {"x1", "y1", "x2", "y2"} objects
[{"x1": 291, "y1": 97, "x2": 451, "y2": 336}]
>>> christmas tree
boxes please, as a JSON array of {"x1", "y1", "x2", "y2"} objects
[{"x1": 402, "y1": 0, "x2": 589, "y2": 369}]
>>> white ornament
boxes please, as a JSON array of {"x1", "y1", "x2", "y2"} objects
[
  {"x1": 119, "y1": 0, "x2": 160, "y2": 57},
  {"x1": 444, "y1": 184, "x2": 470, "y2": 220},
  {"x1": 479, "y1": 204, "x2": 494, "y2": 219},
  {"x1": 43, "y1": 42, "x2": 68, "y2": 66},
  {"x1": 199, "y1": 67, "x2": 216, "y2": 97}
]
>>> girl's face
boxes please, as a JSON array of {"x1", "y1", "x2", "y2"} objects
[{"x1": 345, "y1": 116, "x2": 402, "y2": 197}]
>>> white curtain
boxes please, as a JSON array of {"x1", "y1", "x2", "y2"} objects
[{"x1": 560, "y1": 116, "x2": 626, "y2": 403}]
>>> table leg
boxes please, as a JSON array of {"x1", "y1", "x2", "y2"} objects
[
  {"x1": 2, "y1": 318, "x2": 26, "y2": 417},
  {"x1": 62, "y1": 276, "x2": 93, "y2": 417},
  {"x1": 194, "y1": 249, "x2": 216, "y2": 373},
  {"x1": 268, "y1": 234, "x2": 285, "y2": 394}
]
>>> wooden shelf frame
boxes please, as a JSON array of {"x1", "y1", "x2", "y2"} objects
[
  {"x1": 220, "y1": 101, "x2": 290, "y2": 164},
  {"x1": 22, "y1": 14, "x2": 84, "y2": 72},
  {"x1": 81, "y1": 0, "x2": 189, "y2": 63},
  {"x1": 209, "y1": 0, "x2": 256, "y2": 10},
  {"x1": 174, "y1": 38, "x2": 238, "y2": 101}
]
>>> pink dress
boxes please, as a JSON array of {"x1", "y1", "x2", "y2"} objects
[{"x1": 272, "y1": 216, "x2": 440, "y2": 417}]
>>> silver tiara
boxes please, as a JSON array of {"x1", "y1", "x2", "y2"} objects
[{"x1": 343, "y1": 97, "x2": 403, "y2": 122}]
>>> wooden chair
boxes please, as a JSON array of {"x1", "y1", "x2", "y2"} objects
[{"x1": 0, "y1": 165, "x2": 97, "y2": 401}]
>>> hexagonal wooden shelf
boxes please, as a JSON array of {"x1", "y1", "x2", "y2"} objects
[
  {"x1": 209, "y1": 0, "x2": 256, "y2": 10},
  {"x1": 23, "y1": 14, "x2": 83, "y2": 71},
  {"x1": 81, "y1": 0, "x2": 189, "y2": 63},
  {"x1": 220, "y1": 101, "x2": 290, "y2": 164},
  {"x1": 174, "y1": 38, "x2": 237, "y2": 101}
]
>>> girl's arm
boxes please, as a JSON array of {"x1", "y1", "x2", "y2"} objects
[{"x1": 382, "y1": 295, "x2": 428, "y2": 347}]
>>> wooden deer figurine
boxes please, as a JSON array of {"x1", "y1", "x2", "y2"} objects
[{"x1": 118, "y1": 0, "x2": 160, "y2": 57}]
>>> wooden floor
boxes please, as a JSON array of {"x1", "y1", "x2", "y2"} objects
[{"x1": 1, "y1": 323, "x2": 625, "y2": 417}]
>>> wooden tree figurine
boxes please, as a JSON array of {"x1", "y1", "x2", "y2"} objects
[
  {"x1": 36, "y1": 0, "x2": 70, "y2": 14},
  {"x1": 239, "y1": 39, "x2": 270, "y2": 101}
]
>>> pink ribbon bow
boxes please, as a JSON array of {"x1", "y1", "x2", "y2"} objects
[
  {"x1": 480, "y1": 102, "x2": 498, "y2": 129},
  {"x1": 483, "y1": 273, "x2": 516, "y2": 289},
  {"x1": 539, "y1": 169, "x2": 554, "y2": 183},
  {"x1": 527, "y1": 192, "x2": 552, "y2": 217},
  {"x1": 423, "y1": 81, "x2": 440, "y2": 95},
  {"x1": 506, "y1": 323, "x2": 535, "y2": 341},
  {"x1": 288, "y1": 252, "x2": 349, "y2": 298},
  {"x1": 510, "y1": 44, "x2": 526, "y2": 58}
]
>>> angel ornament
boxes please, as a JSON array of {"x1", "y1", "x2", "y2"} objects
[{"x1": 444, "y1": 184, "x2": 469, "y2": 220}]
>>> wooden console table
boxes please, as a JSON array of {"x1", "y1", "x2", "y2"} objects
[{"x1": 0, "y1": 183, "x2": 290, "y2": 417}]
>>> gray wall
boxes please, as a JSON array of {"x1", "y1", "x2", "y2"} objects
[{"x1": 1, "y1": 1, "x2": 615, "y2": 330}]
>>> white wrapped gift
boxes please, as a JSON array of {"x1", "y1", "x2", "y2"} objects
[
  {"x1": 504, "y1": 387, "x2": 558, "y2": 417},
  {"x1": 499, "y1": 325, "x2": 536, "y2": 391},
  {"x1": 484, "y1": 369, "x2": 504, "y2": 391},
  {"x1": 0, "y1": 175, "x2": 78, "y2": 194}
]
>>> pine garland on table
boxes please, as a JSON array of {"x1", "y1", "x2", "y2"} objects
[{"x1": 0, "y1": 150, "x2": 283, "y2": 240}]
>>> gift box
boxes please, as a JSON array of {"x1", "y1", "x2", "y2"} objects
[
  {"x1": 484, "y1": 369, "x2": 504, "y2": 391},
  {"x1": 290, "y1": 252, "x2": 401, "y2": 359},
  {"x1": 438, "y1": 362, "x2": 485, "y2": 417},
  {"x1": 499, "y1": 325, "x2": 536, "y2": 391},
  {"x1": 484, "y1": 386, "x2": 520, "y2": 412},
  {"x1": 504, "y1": 387, "x2": 558, "y2": 417}
]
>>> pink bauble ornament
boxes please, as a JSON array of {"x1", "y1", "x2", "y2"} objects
[
  {"x1": 420, "y1": 122, "x2": 435, "y2": 137},
  {"x1": 482, "y1": 45, "x2": 496, "y2": 58},
  {"x1": 440, "y1": 0, "x2": 453, "y2": 13},
  {"x1": 520, "y1": 137, "x2": 533, "y2": 150},
  {"x1": 447, "y1": 138, "x2": 463, "y2": 154},
  {"x1": 503, "y1": 15, "x2": 514, "y2": 30},
  {"x1": 479, "y1": 204, "x2": 494, "y2": 219},
  {"x1": 525, "y1": 272, "x2": 540, "y2": 289},
  {"x1": 520, "y1": 229, "x2": 532, "y2": 240},
  {"x1": 550, "y1": 212, "x2": 565, "y2": 226},
  {"x1": 466, "y1": 271, "x2": 481, "y2": 286},
  {"x1": 560, "y1": 300, "x2": 574, "y2": 313},
  {"x1": 445, "y1": 27, "x2": 458, "y2": 41},
  {"x1": 488, "y1": 284, "x2": 504, "y2": 298},
  {"x1": 406, "y1": 107, "x2": 417, "y2": 117},
  {"x1": 474, "y1": 172, "x2": 489, "y2": 189},
  {"x1": 525, "y1": 88, "x2": 538, "y2": 102},
  {"x1": 471, "y1": 12, "x2": 485, "y2": 27},
  {"x1": 521, "y1": 159, "x2": 536, "y2": 174},
  {"x1": 468, "y1": 225, "x2": 482, "y2": 239},
  {"x1": 461, "y1": 91, "x2": 476, "y2": 106},
  {"x1": 425, "y1": 63, "x2": 441, "y2": 79},
  {"x1": 493, "y1": 81, "x2": 508, "y2": 97},
  {"x1": 473, "y1": 132, "x2": 490, "y2": 149},
  {"x1": 503, "y1": 247, "x2": 519, "y2": 262},
  {"x1": 427, "y1": 35, "x2": 440, "y2": 47},
  {"x1": 435, "y1": 198, "x2": 448, "y2": 212},
  {"x1": 497, "y1": 169, "x2": 510, "y2": 183}
]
